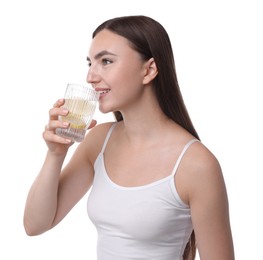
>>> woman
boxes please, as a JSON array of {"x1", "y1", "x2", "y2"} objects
[{"x1": 24, "y1": 15, "x2": 235, "y2": 259}]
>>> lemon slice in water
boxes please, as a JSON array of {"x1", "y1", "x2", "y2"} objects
[
  {"x1": 62, "y1": 99, "x2": 96, "y2": 129},
  {"x1": 62, "y1": 113, "x2": 86, "y2": 129}
]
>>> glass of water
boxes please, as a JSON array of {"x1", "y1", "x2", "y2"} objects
[{"x1": 55, "y1": 83, "x2": 99, "y2": 142}]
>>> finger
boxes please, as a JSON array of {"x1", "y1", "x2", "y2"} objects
[
  {"x1": 53, "y1": 98, "x2": 65, "y2": 108},
  {"x1": 42, "y1": 130, "x2": 73, "y2": 145},
  {"x1": 45, "y1": 120, "x2": 69, "y2": 132},
  {"x1": 88, "y1": 119, "x2": 97, "y2": 129},
  {"x1": 49, "y1": 107, "x2": 68, "y2": 120}
]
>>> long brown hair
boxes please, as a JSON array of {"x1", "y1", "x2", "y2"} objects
[{"x1": 93, "y1": 15, "x2": 198, "y2": 259}]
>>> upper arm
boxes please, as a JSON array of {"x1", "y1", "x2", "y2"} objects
[
  {"x1": 52, "y1": 122, "x2": 114, "y2": 227},
  {"x1": 177, "y1": 143, "x2": 235, "y2": 259}
]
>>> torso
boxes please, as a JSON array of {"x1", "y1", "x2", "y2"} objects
[
  {"x1": 87, "y1": 121, "x2": 199, "y2": 259},
  {"x1": 101, "y1": 121, "x2": 196, "y2": 203}
]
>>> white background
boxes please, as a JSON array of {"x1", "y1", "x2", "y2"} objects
[{"x1": 0, "y1": 0, "x2": 262, "y2": 259}]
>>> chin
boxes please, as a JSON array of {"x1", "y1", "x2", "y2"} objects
[{"x1": 98, "y1": 105, "x2": 114, "y2": 115}]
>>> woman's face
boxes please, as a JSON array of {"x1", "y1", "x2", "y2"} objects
[{"x1": 87, "y1": 29, "x2": 148, "y2": 114}]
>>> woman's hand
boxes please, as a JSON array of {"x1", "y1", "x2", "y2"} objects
[{"x1": 42, "y1": 98, "x2": 97, "y2": 155}]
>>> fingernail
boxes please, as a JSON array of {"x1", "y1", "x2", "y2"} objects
[
  {"x1": 62, "y1": 109, "x2": 68, "y2": 115},
  {"x1": 63, "y1": 139, "x2": 71, "y2": 144}
]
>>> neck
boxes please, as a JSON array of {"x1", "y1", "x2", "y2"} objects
[{"x1": 119, "y1": 101, "x2": 174, "y2": 147}]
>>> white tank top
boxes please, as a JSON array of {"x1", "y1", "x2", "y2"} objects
[{"x1": 87, "y1": 123, "x2": 198, "y2": 260}]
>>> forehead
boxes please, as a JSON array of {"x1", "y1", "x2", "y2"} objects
[{"x1": 88, "y1": 29, "x2": 135, "y2": 58}]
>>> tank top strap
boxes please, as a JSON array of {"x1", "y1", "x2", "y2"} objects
[
  {"x1": 171, "y1": 139, "x2": 199, "y2": 177},
  {"x1": 101, "y1": 123, "x2": 117, "y2": 153}
]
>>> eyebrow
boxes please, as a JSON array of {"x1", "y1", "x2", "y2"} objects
[{"x1": 86, "y1": 50, "x2": 117, "y2": 62}]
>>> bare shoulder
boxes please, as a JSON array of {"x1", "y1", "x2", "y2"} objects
[
  {"x1": 176, "y1": 141, "x2": 226, "y2": 205},
  {"x1": 86, "y1": 121, "x2": 115, "y2": 144},
  {"x1": 188, "y1": 141, "x2": 222, "y2": 178},
  {"x1": 74, "y1": 121, "x2": 116, "y2": 165},
  {"x1": 178, "y1": 141, "x2": 223, "y2": 179}
]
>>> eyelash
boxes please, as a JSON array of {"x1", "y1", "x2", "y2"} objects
[
  {"x1": 101, "y1": 58, "x2": 112, "y2": 65},
  {"x1": 87, "y1": 58, "x2": 112, "y2": 67}
]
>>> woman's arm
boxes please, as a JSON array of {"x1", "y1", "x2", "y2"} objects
[
  {"x1": 23, "y1": 120, "x2": 112, "y2": 236},
  {"x1": 23, "y1": 98, "x2": 110, "y2": 236},
  {"x1": 23, "y1": 145, "x2": 93, "y2": 235},
  {"x1": 177, "y1": 142, "x2": 235, "y2": 259}
]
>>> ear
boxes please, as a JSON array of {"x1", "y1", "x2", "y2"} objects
[{"x1": 142, "y1": 58, "x2": 158, "y2": 85}]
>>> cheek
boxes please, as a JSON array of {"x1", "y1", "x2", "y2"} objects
[
  {"x1": 115, "y1": 62, "x2": 145, "y2": 88},
  {"x1": 116, "y1": 73, "x2": 143, "y2": 99}
]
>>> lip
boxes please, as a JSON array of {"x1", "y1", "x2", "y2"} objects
[{"x1": 95, "y1": 87, "x2": 111, "y2": 99}]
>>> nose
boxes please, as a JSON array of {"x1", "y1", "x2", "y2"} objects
[{"x1": 86, "y1": 65, "x2": 100, "y2": 86}]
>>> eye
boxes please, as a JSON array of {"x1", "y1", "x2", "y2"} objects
[
  {"x1": 87, "y1": 61, "x2": 92, "y2": 67},
  {"x1": 102, "y1": 58, "x2": 112, "y2": 65}
]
